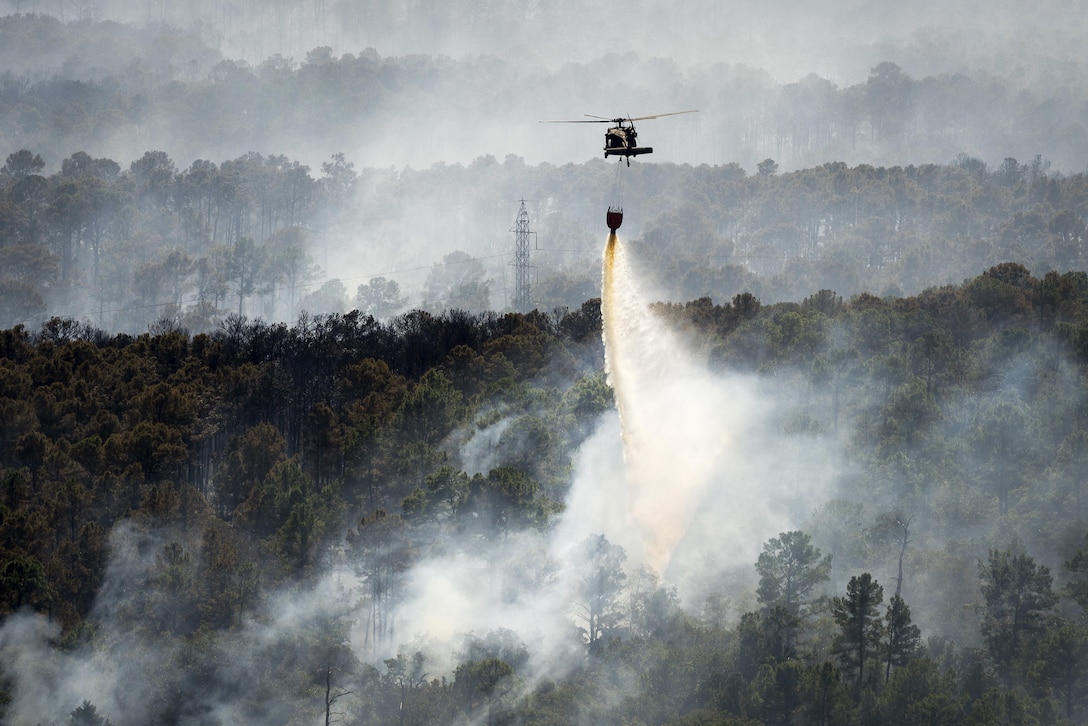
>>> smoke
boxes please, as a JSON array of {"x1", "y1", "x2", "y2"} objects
[{"x1": 0, "y1": 234, "x2": 844, "y2": 723}]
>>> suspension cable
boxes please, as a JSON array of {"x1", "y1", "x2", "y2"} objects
[{"x1": 610, "y1": 158, "x2": 624, "y2": 209}]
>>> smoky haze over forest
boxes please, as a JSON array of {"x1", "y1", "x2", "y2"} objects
[
  {"x1": 2, "y1": 0, "x2": 1088, "y2": 172},
  {"x1": 3, "y1": 0, "x2": 1088, "y2": 328},
  {"x1": 5, "y1": 1, "x2": 1088, "y2": 724},
  {"x1": 6, "y1": 0, "x2": 1088, "y2": 326}
]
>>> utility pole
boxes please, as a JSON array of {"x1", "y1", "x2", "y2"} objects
[{"x1": 510, "y1": 199, "x2": 535, "y2": 312}]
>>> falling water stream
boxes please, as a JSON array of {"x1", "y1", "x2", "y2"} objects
[{"x1": 601, "y1": 232, "x2": 728, "y2": 575}]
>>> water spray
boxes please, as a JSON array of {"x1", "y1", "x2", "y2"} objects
[{"x1": 602, "y1": 232, "x2": 728, "y2": 575}]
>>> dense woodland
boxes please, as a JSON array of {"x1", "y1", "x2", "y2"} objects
[
  {"x1": 4, "y1": 262, "x2": 1088, "y2": 723},
  {"x1": 6, "y1": 7, "x2": 1088, "y2": 726},
  {"x1": 4, "y1": 143, "x2": 1088, "y2": 335}
]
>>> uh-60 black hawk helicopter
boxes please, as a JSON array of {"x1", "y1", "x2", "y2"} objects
[
  {"x1": 542, "y1": 110, "x2": 698, "y2": 166},
  {"x1": 542, "y1": 109, "x2": 697, "y2": 231}
]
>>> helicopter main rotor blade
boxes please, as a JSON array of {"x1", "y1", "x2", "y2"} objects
[
  {"x1": 539, "y1": 118, "x2": 611, "y2": 124},
  {"x1": 627, "y1": 110, "x2": 699, "y2": 121},
  {"x1": 541, "y1": 111, "x2": 699, "y2": 124}
]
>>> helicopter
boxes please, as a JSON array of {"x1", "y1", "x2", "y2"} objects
[{"x1": 542, "y1": 110, "x2": 698, "y2": 165}]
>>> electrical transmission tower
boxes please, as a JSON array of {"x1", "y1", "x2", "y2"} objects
[{"x1": 510, "y1": 199, "x2": 535, "y2": 312}]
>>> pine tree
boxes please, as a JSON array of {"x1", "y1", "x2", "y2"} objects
[
  {"x1": 979, "y1": 544, "x2": 1058, "y2": 678},
  {"x1": 755, "y1": 530, "x2": 832, "y2": 656},
  {"x1": 885, "y1": 594, "x2": 921, "y2": 683},
  {"x1": 832, "y1": 572, "x2": 885, "y2": 687}
]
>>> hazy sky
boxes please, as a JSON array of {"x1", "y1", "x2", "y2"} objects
[{"x1": 14, "y1": 0, "x2": 1081, "y2": 85}]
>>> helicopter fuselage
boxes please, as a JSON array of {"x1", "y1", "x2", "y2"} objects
[{"x1": 603, "y1": 122, "x2": 653, "y2": 157}]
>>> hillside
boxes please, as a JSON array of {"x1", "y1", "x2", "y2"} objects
[{"x1": 3, "y1": 266, "x2": 1088, "y2": 722}]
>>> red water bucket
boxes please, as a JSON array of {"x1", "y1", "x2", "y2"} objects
[{"x1": 606, "y1": 206, "x2": 623, "y2": 231}]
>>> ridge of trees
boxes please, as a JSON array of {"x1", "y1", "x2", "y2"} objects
[
  {"x1": 3, "y1": 259, "x2": 1088, "y2": 720},
  {"x1": 5, "y1": 144, "x2": 1088, "y2": 335}
]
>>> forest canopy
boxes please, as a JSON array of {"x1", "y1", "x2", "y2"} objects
[{"x1": 2, "y1": 262, "x2": 1088, "y2": 722}]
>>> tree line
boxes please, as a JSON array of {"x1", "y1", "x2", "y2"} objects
[{"x1": 5, "y1": 142, "x2": 1088, "y2": 335}]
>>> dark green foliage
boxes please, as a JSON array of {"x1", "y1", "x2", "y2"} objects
[
  {"x1": 832, "y1": 573, "x2": 885, "y2": 688},
  {"x1": 0, "y1": 551, "x2": 50, "y2": 611},
  {"x1": 752, "y1": 659, "x2": 805, "y2": 725},
  {"x1": 6, "y1": 143, "x2": 1088, "y2": 721},
  {"x1": 876, "y1": 657, "x2": 963, "y2": 725},
  {"x1": 885, "y1": 594, "x2": 922, "y2": 682},
  {"x1": 1031, "y1": 622, "x2": 1088, "y2": 721},
  {"x1": 756, "y1": 530, "x2": 832, "y2": 616},
  {"x1": 0, "y1": 304, "x2": 597, "y2": 646},
  {"x1": 68, "y1": 700, "x2": 114, "y2": 726},
  {"x1": 803, "y1": 662, "x2": 847, "y2": 726},
  {"x1": 458, "y1": 466, "x2": 561, "y2": 540},
  {"x1": 965, "y1": 687, "x2": 1047, "y2": 725},
  {"x1": 455, "y1": 657, "x2": 516, "y2": 726},
  {"x1": 754, "y1": 530, "x2": 832, "y2": 657},
  {"x1": 979, "y1": 544, "x2": 1059, "y2": 679}
]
